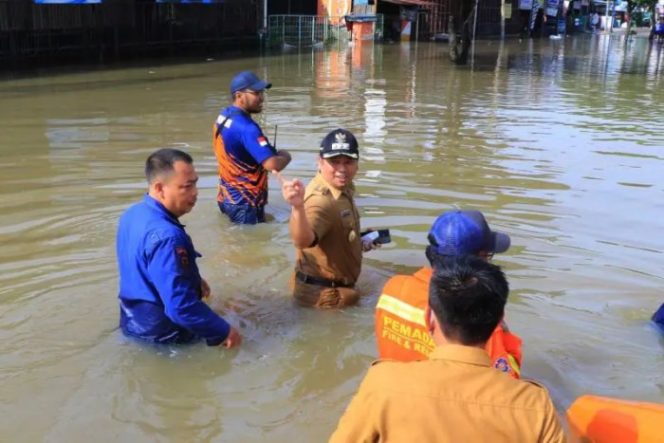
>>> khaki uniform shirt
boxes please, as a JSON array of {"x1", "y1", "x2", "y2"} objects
[
  {"x1": 296, "y1": 173, "x2": 362, "y2": 286},
  {"x1": 329, "y1": 345, "x2": 566, "y2": 443}
]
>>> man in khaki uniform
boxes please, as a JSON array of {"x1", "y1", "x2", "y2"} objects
[
  {"x1": 279, "y1": 128, "x2": 375, "y2": 308},
  {"x1": 329, "y1": 255, "x2": 566, "y2": 443}
]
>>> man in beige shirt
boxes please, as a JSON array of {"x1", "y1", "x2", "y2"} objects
[
  {"x1": 279, "y1": 128, "x2": 376, "y2": 308},
  {"x1": 330, "y1": 255, "x2": 566, "y2": 442}
]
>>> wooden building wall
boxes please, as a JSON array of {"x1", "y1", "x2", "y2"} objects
[
  {"x1": 0, "y1": 0, "x2": 260, "y2": 64},
  {"x1": 398, "y1": 0, "x2": 523, "y2": 38}
]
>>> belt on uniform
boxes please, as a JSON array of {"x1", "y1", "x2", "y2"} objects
[{"x1": 295, "y1": 270, "x2": 352, "y2": 288}]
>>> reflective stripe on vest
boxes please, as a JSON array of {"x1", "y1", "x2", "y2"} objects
[
  {"x1": 376, "y1": 293, "x2": 426, "y2": 326},
  {"x1": 377, "y1": 269, "x2": 523, "y2": 379},
  {"x1": 507, "y1": 354, "x2": 521, "y2": 377}
]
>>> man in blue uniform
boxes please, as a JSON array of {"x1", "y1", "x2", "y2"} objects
[
  {"x1": 653, "y1": 303, "x2": 664, "y2": 334},
  {"x1": 213, "y1": 71, "x2": 292, "y2": 224},
  {"x1": 116, "y1": 148, "x2": 241, "y2": 348}
]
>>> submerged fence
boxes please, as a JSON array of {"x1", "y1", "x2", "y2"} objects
[
  {"x1": 266, "y1": 15, "x2": 384, "y2": 49},
  {"x1": 267, "y1": 15, "x2": 349, "y2": 48}
]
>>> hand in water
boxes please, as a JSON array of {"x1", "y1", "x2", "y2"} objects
[
  {"x1": 222, "y1": 327, "x2": 242, "y2": 349},
  {"x1": 200, "y1": 278, "x2": 211, "y2": 299}
]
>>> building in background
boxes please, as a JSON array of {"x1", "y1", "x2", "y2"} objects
[{"x1": 0, "y1": 0, "x2": 260, "y2": 65}]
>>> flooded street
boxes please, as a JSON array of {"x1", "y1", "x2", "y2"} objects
[{"x1": 1, "y1": 35, "x2": 663, "y2": 441}]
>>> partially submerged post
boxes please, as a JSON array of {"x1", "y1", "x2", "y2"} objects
[{"x1": 448, "y1": 6, "x2": 475, "y2": 65}]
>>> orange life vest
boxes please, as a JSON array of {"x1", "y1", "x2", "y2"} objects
[
  {"x1": 375, "y1": 267, "x2": 522, "y2": 378},
  {"x1": 567, "y1": 395, "x2": 664, "y2": 443}
]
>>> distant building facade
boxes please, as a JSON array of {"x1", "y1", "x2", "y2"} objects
[{"x1": 0, "y1": 0, "x2": 260, "y2": 65}]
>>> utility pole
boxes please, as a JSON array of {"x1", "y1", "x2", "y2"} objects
[
  {"x1": 472, "y1": 0, "x2": 480, "y2": 44},
  {"x1": 501, "y1": 0, "x2": 506, "y2": 39},
  {"x1": 472, "y1": 0, "x2": 480, "y2": 68},
  {"x1": 263, "y1": 0, "x2": 268, "y2": 30}
]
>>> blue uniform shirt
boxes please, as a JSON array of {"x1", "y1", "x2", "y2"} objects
[
  {"x1": 213, "y1": 105, "x2": 276, "y2": 207},
  {"x1": 653, "y1": 303, "x2": 664, "y2": 334},
  {"x1": 116, "y1": 195, "x2": 230, "y2": 345}
]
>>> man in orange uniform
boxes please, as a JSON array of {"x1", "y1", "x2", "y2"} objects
[
  {"x1": 330, "y1": 256, "x2": 565, "y2": 442},
  {"x1": 375, "y1": 209, "x2": 523, "y2": 378}
]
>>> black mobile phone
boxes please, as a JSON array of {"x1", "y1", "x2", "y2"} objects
[
  {"x1": 360, "y1": 229, "x2": 391, "y2": 244},
  {"x1": 374, "y1": 229, "x2": 391, "y2": 244}
]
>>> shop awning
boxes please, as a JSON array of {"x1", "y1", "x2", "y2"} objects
[{"x1": 345, "y1": 14, "x2": 378, "y2": 22}]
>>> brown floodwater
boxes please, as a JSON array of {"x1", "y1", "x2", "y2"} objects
[{"x1": 1, "y1": 35, "x2": 663, "y2": 441}]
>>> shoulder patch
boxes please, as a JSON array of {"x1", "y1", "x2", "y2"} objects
[
  {"x1": 494, "y1": 357, "x2": 511, "y2": 373},
  {"x1": 175, "y1": 246, "x2": 190, "y2": 269},
  {"x1": 257, "y1": 136, "x2": 269, "y2": 147}
]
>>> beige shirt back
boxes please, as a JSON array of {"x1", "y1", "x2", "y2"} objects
[
  {"x1": 296, "y1": 173, "x2": 362, "y2": 286},
  {"x1": 329, "y1": 345, "x2": 566, "y2": 443}
]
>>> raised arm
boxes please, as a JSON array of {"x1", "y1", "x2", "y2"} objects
[{"x1": 263, "y1": 149, "x2": 292, "y2": 172}]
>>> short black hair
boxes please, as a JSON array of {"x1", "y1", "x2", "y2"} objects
[
  {"x1": 425, "y1": 244, "x2": 442, "y2": 267},
  {"x1": 428, "y1": 255, "x2": 508, "y2": 346},
  {"x1": 145, "y1": 148, "x2": 193, "y2": 184}
]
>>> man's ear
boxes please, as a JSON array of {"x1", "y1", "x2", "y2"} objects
[{"x1": 152, "y1": 180, "x2": 164, "y2": 197}]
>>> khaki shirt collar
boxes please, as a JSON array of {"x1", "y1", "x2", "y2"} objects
[
  {"x1": 311, "y1": 173, "x2": 354, "y2": 200},
  {"x1": 429, "y1": 344, "x2": 492, "y2": 367}
]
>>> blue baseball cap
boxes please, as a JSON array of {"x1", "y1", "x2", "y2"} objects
[
  {"x1": 229, "y1": 71, "x2": 272, "y2": 95},
  {"x1": 428, "y1": 210, "x2": 511, "y2": 256}
]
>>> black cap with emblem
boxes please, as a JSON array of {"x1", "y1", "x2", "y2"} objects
[{"x1": 319, "y1": 128, "x2": 359, "y2": 159}]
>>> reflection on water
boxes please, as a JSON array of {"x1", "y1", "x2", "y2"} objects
[{"x1": 1, "y1": 35, "x2": 663, "y2": 440}]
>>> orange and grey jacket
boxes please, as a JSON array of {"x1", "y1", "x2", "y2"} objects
[
  {"x1": 212, "y1": 105, "x2": 276, "y2": 207},
  {"x1": 375, "y1": 267, "x2": 522, "y2": 378}
]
